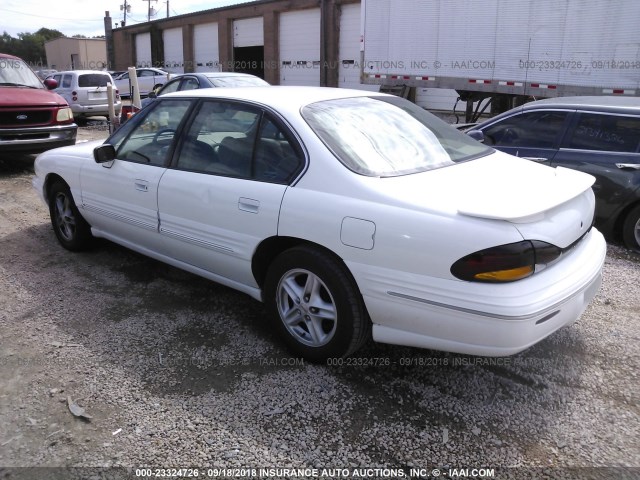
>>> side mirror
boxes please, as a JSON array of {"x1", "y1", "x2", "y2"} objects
[
  {"x1": 466, "y1": 129, "x2": 485, "y2": 143},
  {"x1": 148, "y1": 91, "x2": 157, "y2": 99},
  {"x1": 94, "y1": 144, "x2": 116, "y2": 163},
  {"x1": 43, "y1": 78, "x2": 58, "y2": 90}
]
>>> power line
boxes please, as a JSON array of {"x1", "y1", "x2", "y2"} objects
[{"x1": 0, "y1": 7, "x2": 99, "y2": 22}]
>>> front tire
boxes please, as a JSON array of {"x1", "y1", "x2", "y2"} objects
[
  {"x1": 264, "y1": 246, "x2": 370, "y2": 362},
  {"x1": 48, "y1": 180, "x2": 93, "y2": 251},
  {"x1": 622, "y1": 205, "x2": 640, "y2": 251}
]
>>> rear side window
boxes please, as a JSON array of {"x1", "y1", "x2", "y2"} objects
[
  {"x1": 482, "y1": 111, "x2": 569, "y2": 148},
  {"x1": 565, "y1": 113, "x2": 640, "y2": 153},
  {"x1": 78, "y1": 74, "x2": 111, "y2": 87},
  {"x1": 62, "y1": 75, "x2": 72, "y2": 88}
]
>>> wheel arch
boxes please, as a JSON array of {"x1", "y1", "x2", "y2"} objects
[
  {"x1": 43, "y1": 173, "x2": 69, "y2": 202},
  {"x1": 613, "y1": 198, "x2": 640, "y2": 242},
  {"x1": 252, "y1": 236, "x2": 357, "y2": 299}
]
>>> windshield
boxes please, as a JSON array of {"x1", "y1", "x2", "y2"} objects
[
  {"x1": 302, "y1": 96, "x2": 492, "y2": 177},
  {"x1": 208, "y1": 76, "x2": 269, "y2": 87},
  {"x1": 0, "y1": 57, "x2": 43, "y2": 88}
]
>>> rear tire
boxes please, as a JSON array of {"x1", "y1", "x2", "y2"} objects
[
  {"x1": 264, "y1": 246, "x2": 370, "y2": 363},
  {"x1": 622, "y1": 205, "x2": 640, "y2": 251},
  {"x1": 48, "y1": 180, "x2": 93, "y2": 251}
]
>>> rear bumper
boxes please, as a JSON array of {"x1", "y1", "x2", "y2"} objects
[
  {"x1": 352, "y1": 228, "x2": 607, "y2": 356},
  {"x1": 0, "y1": 125, "x2": 77, "y2": 153},
  {"x1": 71, "y1": 103, "x2": 122, "y2": 117}
]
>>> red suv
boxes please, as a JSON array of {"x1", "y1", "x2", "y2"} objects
[{"x1": 0, "y1": 53, "x2": 77, "y2": 153}]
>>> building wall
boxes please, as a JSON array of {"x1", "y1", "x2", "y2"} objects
[
  {"x1": 111, "y1": 0, "x2": 359, "y2": 86},
  {"x1": 45, "y1": 38, "x2": 107, "y2": 71}
]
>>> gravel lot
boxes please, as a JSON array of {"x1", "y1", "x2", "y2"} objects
[{"x1": 0, "y1": 121, "x2": 638, "y2": 480}]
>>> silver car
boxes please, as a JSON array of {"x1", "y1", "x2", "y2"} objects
[{"x1": 50, "y1": 70, "x2": 122, "y2": 120}]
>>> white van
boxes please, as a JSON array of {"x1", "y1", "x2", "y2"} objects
[{"x1": 50, "y1": 70, "x2": 122, "y2": 120}]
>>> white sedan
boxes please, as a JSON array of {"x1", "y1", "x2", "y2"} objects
[
  {"x1": 33, "y1": 87, "x2": 606, "y2": 362},
  {"x1": 113, "y1": 68, "x2": 170, "y2": 97}
]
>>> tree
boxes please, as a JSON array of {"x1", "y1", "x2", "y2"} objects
[{"x1": 0, "y1": 28, "x2": 63, "y2": 65}]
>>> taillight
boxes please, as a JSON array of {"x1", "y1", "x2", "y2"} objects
[
  {"x1": 72, "y1": 90, "x2": 78, "y2": 101},
  {"x1": 451, "y1": 240, "x2": 562, "y2": 283}
]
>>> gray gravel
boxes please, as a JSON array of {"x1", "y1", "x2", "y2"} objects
[{"x1": 0, "y1": 123, "x2": 638, "y2": 480}]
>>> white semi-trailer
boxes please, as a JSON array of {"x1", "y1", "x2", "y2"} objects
[{"x1": 360, "y1": 0, "x2": 640, "y2": 119}]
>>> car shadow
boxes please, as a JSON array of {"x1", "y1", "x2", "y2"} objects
[{"x1": 0, "y1": 221, "x2": 597, "y2": 467}]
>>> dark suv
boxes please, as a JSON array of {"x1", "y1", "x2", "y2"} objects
[
  {"x1": 468, "y1": 96, "x2": 640, "y2": 251},
  {"x1": 0, "y1": 53, "x2": 77, "y2": 153}
]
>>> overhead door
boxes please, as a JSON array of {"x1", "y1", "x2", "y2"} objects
[
  {"x1": 338, "y1": 3, "x2": 378, "y2": 91},
  {"x1": 279, "y1": 9, "x2": 320, "y2": 86},
  {"x1": 135, "y1": 33, "x2": 152, "y2": 68},
  {"x1": 233, "y1": 17, "x2": 264, "y2": 78},
  {"x1": 163, "y1": 28, "x2": 184, "y2": 74},
  {"x1": 233, "y1": 17, "x2": 263, "y2": 47},
  {"x1": 194, "y1": 23, "x2": 220, "y2": 72}
]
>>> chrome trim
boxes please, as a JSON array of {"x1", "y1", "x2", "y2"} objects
[
  {"x1": 82, "y1": 204, "x2": 157, "y2": 231},
  {"x1": 159, "y1": 227, "x2": 234, "y2": 253},
  {"x1": 616, "y1": 163, "x2": 640, "y2": 170}
]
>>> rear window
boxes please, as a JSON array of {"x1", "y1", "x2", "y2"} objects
[
  {"x1": 78, "y1": 74, "x2": 111, "y2": 87},
  {"x1": 302, "y1": 96, "x2": 492, "y2": 177},
  {"x1": 209, "y1": 76, "x2": 269, "y2": 87}
]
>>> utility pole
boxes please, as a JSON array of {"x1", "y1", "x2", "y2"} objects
[
  {"x1": 144, "y1": 0, "x2": 158, "y2": 21},
  {"x1": 120, "y1": 0, "x2": 130, "y2": 26}
]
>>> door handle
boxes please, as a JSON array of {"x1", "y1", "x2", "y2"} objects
[
  {"x1": 135, "y1": 180, "x2": 149, "y2": 192},
  {"x1": 615, "y1": 163, "x2": 640, "y2": 171},
  {"x1": 238, "y1": 197, "x2": 259, "y2": 214}
]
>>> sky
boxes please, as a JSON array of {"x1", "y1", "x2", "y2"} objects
[{"x1": 0, "y1": 0, "x2": 248, "y2": 38}]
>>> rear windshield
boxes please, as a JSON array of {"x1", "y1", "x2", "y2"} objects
[
  {"x1": 302, "y1": 96, "x2": 492, "y2": 177},
  {"x1": 208, "y1": 76, "x2": 269, "y2": 87},
  {"x1": 78, "y1": 74, "x2": 112, "y2": 87}
]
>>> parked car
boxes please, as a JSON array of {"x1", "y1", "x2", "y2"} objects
[
  {"x1": 32, "y1": 87, "x2": 605, "y2": 361},
  {"x1": 126, "y1": 72, "x2": 270, "y2": 118},
  {"x1": 113, "y1": 68, "x2": 170, "y2": 97},
  {"x1": 49, "y1": 70, "x2": 122, "y2": 120},
  {"x1": 0, "y1": 53, "x2": 76, "y2": 154},
  {"x1": 467, "y1": 97, "x2": 640, "y2": 251},
  {"x1": 35, "y1": 69, "x2": 57, "y2": 80}
]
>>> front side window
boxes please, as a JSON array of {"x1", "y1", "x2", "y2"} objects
[
  {"x1": 113, "y1": 100, "x2": 192, "y2": 166},
  {"x1": 180, "y1": 77, "x2": 200, "y2": 91},
  {"x1": 565, "y1": 113, "x2": 640, "y2": 153},
  {"x1": 158, "y1": 79, "x2": 180, "y2": 95},
  {"x1": 302, "y1": 96, "x2": 491, "y2": 177},
  {"x1": 482, "y1": 110, "x2": 569, "y2": 148}
]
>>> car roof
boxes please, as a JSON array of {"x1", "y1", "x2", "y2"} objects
[
  {"x1": 52, "y1": 70, "x2": 113, "y2": 76},
  {"x1": 522, "y1": 95, "x2": 640, "y2": 114},
  {"x1": 165, "y1": 86, "x2": 387, "y2": 109}
]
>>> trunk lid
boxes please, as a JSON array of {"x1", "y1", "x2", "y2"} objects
[{"x1": 372, "y1": 150, "x2": 596, "y2": 248}]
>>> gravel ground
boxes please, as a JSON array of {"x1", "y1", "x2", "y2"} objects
[{"x1": 0, "y1": 121, "x2": 638, "y2": 480}]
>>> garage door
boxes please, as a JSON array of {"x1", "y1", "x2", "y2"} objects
[
  {"x1": 279, "y1": 9, "x2": 320, "y2": 86},
  {"x1": 339, "y1": 3, "x2": 378, "y2": 91},
  {"x1": 194, "y1": 23, "x2": 220, "y2": 72},
  {"x1": 233, "y1": 17, "x2": 263, "y2": 47},
  {"x1": 135, "y1": 33, "x2": 152, "y2": 68},
  {"x1": 163, "y1": 28, "x2": 184, "y2": 74}
]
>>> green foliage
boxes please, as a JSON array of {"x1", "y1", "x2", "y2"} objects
[{"x1": 0, "y1": 28, "x2": 64, "y2": 66}]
